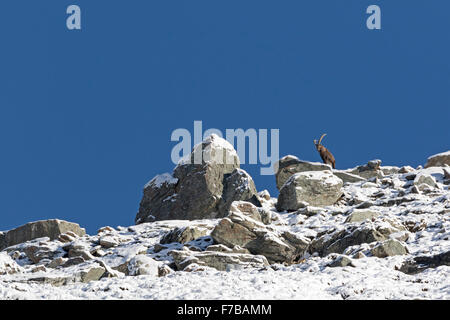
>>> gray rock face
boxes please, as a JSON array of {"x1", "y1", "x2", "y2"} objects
[
  {"x1": 160, "y1": 226, "x2": 210, "y2": 244},
  {"x1": 345, "y1": 210, "x2": 380, "y2": 223},
  {"x1": 211, "y1": 203, "x2": 310, "y2": 264},
  {"x1": 135, "y1": 134, "x2": 241, "y2": 223},
  {"x1": 414, "y1": 173, "x2": 437, "y2": 189},
  {"x1": 127, "y1": 255, "x2": 160, "y2": 276},
  {"x1": 309, "y1": 226, "x2": 388, "y2": 256},
  {"x1": 29, "y1": 263, "x2": 106, "y2": 286},
  {"x1": 275, "y1": 155, "x2": 332, "y2": 190},
  {"x1": 333, "y1": 171, "x2": 366, "y2": 184},
  {"x1": 371, "y1": 239, "x2": 408, "y2": 258},
  {"x1": 169, "y1": 247, "x2": 269, "y2": 271},
  {"x1": 218, "y1": 168, "x2": 260, "y2": 216},
  {"x1": 346, "y1": 160, "x2": 384, "y2": 180},
  {"x1": 276, "y1": 171, "x2": 343, "y2": 211},
  {"x1": 425, "y1": 151, "x2": 450, "y2": 168},
  {"x1": 0, "y1": 220, "x2": 86, "y2": 250}
]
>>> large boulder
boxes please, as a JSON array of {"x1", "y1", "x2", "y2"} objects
[
  {"x1": 309, "y1": 226, "x2": 389, "y2": 256},
  {"x1": 0, "y1": 219, "x2": 86, "y2": 250},
  {"x1": 425, "y1": 151, "x2": 450, "y2": 168},
  {"x1": 371, "y1": 239, "x2": 408, "y2": 258},
  {"x1": 346, "y1": 160, "x2": 384, "y2": 180},
  {"x1": 160, "y1": 226, "x2": 210, "y2": 244},
  {"x1": 211, "y1": 202, "x2": 310, "y2": 264},
  {"x1": 135, "y1": 134, "x2": 241, "y2": 223},
  {"x1": 275, "y1": 155, "x2": 332, "y2": 190},
  {"x1": 217, "y1": 168, "x2": 260, "y2": 216},
  {"x1": 276, "y1": 171, "x2": 343, "y2": 211}
]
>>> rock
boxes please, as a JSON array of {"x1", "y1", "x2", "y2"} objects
[
  {"x1": 158, "y1": 264, "x2": 173, "y2": 277},
  {"x1": 0, "y1": 252, "x2": 23, "y2": 275},
  {"x1": 160, "y1": 226, "x2": 210, "y2": 244},
  {"x1": 353, "y1": 251, "x2": 366, "y2": 259},
  {"x1": 414, "y1": 173, "x2": 437, "y2": 189},
  {"x1": 205, "y1": 244, "x2": 250, "y2": 254},
  {"x1": 381, "y1": 166, "x2": 400, "y2": 175},
  {"x1": 57, "y1": 233, "x2": 75, "y2": 243},
  {"x1": 309, "y1": 226, "x2": 388, "y2": 256},
  {"x1": 371, "y1": 239, "x2": 408, "y2": 258},
  {"x1": 399, "y1": 166, "x2": 415, "y2": 174},
  {"x1": 211, "y1": 205, "x2": 310, "y2": 263},
  {"x1": 169, "y1": 247, "x2": 269, "y2": 271},
  {"x1": 0, "y1": 219, "x2": 86, "y2": 250},
  {"x1": 61, "y1": 257, "x2": 85, "y2": 268},
  {"x1": 31, "y1": 265, "x2": 47, "y2": 273},
  {"x1": 346, "y1": 160, "x2": 385, "y2": 180},
  {"x1": 99, "y1": 235, "x2": 120, "y2": 248},
  {"x1": 97, "y1": 226, "x2": 115, "y2": 234},
  {"x1": 328, "y1": 255, "x2": 355, "y2": 268},
  {"x1": 47, "y1": 257, "x2": 67, "y2": 268},
  {"x1": 29, "y1": 264, "x2": 106, "y2": 286},
  {"x1": 425, "y1": 151, "x2": 450, "y2": 168},
  {"x1": 135, "y1": 134, "x2": 240, "y2": 223},
  {"x1": 345, "y1": 209, "x2": 380, "y2": 223},
  {"x1": 218, "y1": 168, "x2": 260, "y2": 216},
  {"x1": 127, "y1": 255, "x2": 160, "y2": 276},
  {"x1": 399, "y1": 250, "x2": 450, "y2": 274},
  {"x1": 275, "y1": 155, "x2": 332, "y2": 190},
  {"x1": 333, "y1": 171, "x2": 366, "y2": 184},
  {"x1": 276, "y1": 171, "x2": 343, "y2": 211},
  {"x1": 23, "y1": 244, "x2": 61, "y2": 264}
]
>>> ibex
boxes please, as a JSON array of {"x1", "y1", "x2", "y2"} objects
[{"x1": 314, "y1": 133, "x2": 336, "y2": 169}]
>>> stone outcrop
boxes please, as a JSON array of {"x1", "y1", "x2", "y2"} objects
[
  {"x1": 0, "y1": 219, "x2": 86, "y2": 251},
  {"x1": 425, "y1": 151, "x2": 450, "y2": 168},
  {"x1": 399, "y1": 250, "x2": 450, "y2": 274},
  {"x1": 136, "y1": 134, "x2": 243, "y2": 223},
  {"x1": 169, "y1": 247, "x2": 269, "y2": 271},
  {"x1": 275, "y1": 155, "x2": 332, "y2": 190},
  {"x1": 211, "y1": 202, "x2": 310, "y2": 263},
  {"x1": 276, "y1": 171, "x2": 343, "y2": 211}
]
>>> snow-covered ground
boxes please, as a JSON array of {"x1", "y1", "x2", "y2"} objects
[{"x1": 0, "y1": 165, "x2": 449, "y2": 300}]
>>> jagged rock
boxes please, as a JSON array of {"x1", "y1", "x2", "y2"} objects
[
  {"x1": 160, "y1": 226, "x2": 210, "y2": 244},
  {"x1": 127, "y1": 255, "x2": 160, "y2": 276},
  {"x1": 29, "y1": 263, "x2": 106, "y2": 286},
  {"x1": 399, "y1": 250, "x2": 450, "y2": 274},
  {"x1": 99, "y1": 235, "x2": 120, "y2": 248},
  {"x1": 23, "y1": 244, "x2": 61, "y2": 264},
  {"x1": 371, "y1": 239, "x2": 408, "y2": 258},
  {"x1": 47, "y1": 257, "x2": 67, "y2": 268},
  {"x1": 61, "y1": 257, "x2": 85, "y2": 268},
  {"x1": 0, "y1": 252, "x2": 23, "y2": 275},
  {"x1": 309, "y1": 226, "x2": 389, "y2": 256},
  {"x1": 135, "y1": 134, "x2": 240, "y2": 223},
  {"x1": 218, "y1": 168, "x2": 260, "y2": 216},
  {"x1": 381, "y1": 166, "x2": 400, "y2": 175},
  {"x1": 169, "y1": 247, "x2": 269, "y2": 271},
  {"x1": 0, "y1": 219, "x2": 86, "y2": 250},
  {"x1": 333, "y1": 171, "x2": 366, "y2": 184},
  {"x1": 425, "y1": 151, "x2": 450, "y2": 168},
  {"x1": 346, "y1": 160, "x2": 384, "y2": 180},
  {"x1": 414, "y1": 173, "x2": 437, "y2": 189},
  {"x1": 276, "y1": 171, "x2": 343, "y2": 211},
  {"x1": 275, "y1": 155, "x2": 332, "y2": 190},
  {"x1": 345, "y1": 209, "x2": 380, "y2": 223},
  {"x1": 328, "y1": 255, "x2": 355, "y2": 268},
  {"x1": 211, "y1": 205, "x2": 310, "y2": 263}
]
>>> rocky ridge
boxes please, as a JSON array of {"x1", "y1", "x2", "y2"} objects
[{"x1": 0, "y1": 135, "x2": 449, "y2": 299}]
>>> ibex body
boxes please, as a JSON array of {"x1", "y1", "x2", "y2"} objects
[{"x1": 314, "y1": 133, "x2": 336, "y2": 169}]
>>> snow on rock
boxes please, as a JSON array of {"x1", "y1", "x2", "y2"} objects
[{"x1": 1, "y1": 156, "x2": 450, "y2": 299}]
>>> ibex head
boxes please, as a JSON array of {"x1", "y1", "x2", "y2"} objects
[{"x1": 314, "y1": 133, "x2": 327, "y2": 149}]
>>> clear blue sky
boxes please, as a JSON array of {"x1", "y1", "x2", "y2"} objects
[{"x1": 0, "y1": 1, "x2": 448, "y2": 234}]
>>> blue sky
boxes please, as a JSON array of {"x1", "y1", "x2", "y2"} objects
[{"x1": 0, "y1": 1, "x2": 449, "y2": 234}]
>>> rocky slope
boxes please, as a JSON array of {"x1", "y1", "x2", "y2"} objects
[{"x1": 0, "y1": 135, "x2": 449, "y2": 299}]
